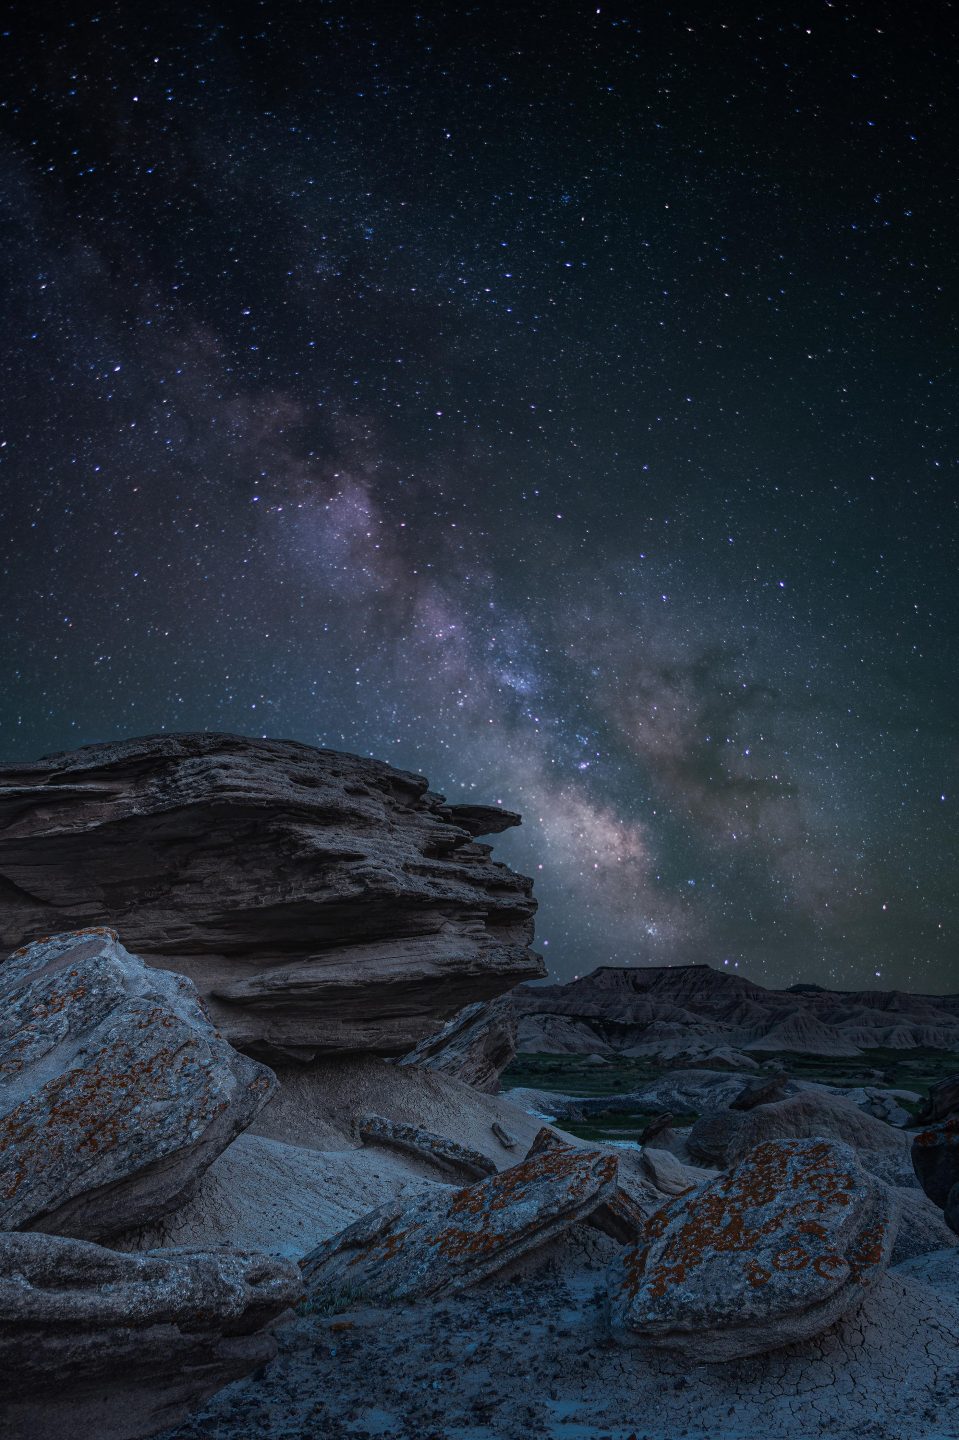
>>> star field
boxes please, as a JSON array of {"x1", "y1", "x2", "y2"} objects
[{"x1": 0, "y1": 2, "x2": 956, "y2": 989}]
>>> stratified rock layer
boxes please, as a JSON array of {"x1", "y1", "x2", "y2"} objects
[
  {"x1": 0, "y1": 929, "x2": 275, "y2": 1239},
  {"x1": 0, "y1": 1229, "x2": 300, "y2": 1440},
  {"x1": 398, "y1": 994, "x2": 518, "y2": 1092},
  {"x1": 301, "y1": 1147, "x2": 617, "y2": 1306},
  {"x1": 607, "y1": 1138, "x2": 898, "y2": 1360},
  {"x1": 0, "y1": 733, "x2": 543, "y2": 1060}
]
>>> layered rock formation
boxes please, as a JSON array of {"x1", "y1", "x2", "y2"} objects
[
  {"x1": 514, "y1": 964, "x2": 959, "y2": 1059},
  {"x1": 0, "y1": 1229, "x2": 300, "y2": 1440},
  {"x1": 0, "y1": 733, "x2": 543, "y2": 1061},
  {"x1": 0, "y1": 928, "x2": 275, "y2": 1239},
  {"x1": 607, "y1": 1138, "x2": 898, "y2": 1360}
]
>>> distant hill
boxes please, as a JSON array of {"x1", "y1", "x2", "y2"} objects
[{"x1": 513, "y1": 964, "x2": 959, "y2": 1061}]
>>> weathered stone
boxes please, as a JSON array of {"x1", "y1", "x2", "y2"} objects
[
  {"x1": 522, "y1": 1126, "x2": 658, "y2": 1243},
  {"x1": 639, "y1": 1113, "x2": 675, "y2": 1145},
  {"x1": 358, "y1": 1112, "x2": 496, "y2": 1181},
  {"x1": 0, "y1": 734, "x2": 543, "y2": 1063},
  {"x1": 638, "y1": 1147, "x2": 717, "y2": 1198},
  {"x1": 914, "y1": 1073, "x2": 959, "y2": 1125},
  {"x1": 301, "y1": 1147, "x2": 618, "y2": 1306},
  {"x1": 912, "y1": 1117, "x2": 959, "y2": 1236},
  {"x1": 729, "y1": 1073, "x2": 791, "y2": 1110},
  {"x1": 607, "y1": 1138, "x2": 898, "y2": 1360},
  {"x1": 0, "y1": 1228, "x2": 300, "y2": 1440},
  {"x1": 0, "y1": 928, "x2": 275, "y2": 1239},
  {"x1": 398, "y1": 994, "x2": 518, "y2": 1093},
  {"x1": 491, "y1": 1120, "x2": 517, "y2": 1149},
  {"x1": 686, "y1": 1090, "x2": 912, "y2": 1175}
]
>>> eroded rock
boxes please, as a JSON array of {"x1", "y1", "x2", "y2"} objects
[
  {"x1": 300, "y1": 1147, "x2": 617, "y2": 1306},
  {"x1": 0, "y1": 733, "x2": 543, "y2": 1062},
  {"x1": 914, "y1": 1073, "x2": 959, "y2": 1125},
  {"x1": 912, "y1": 1117, "x2": 959, "y2": 1235},
  {"x1": 607, "y1": 1138, "x2": 898, "y2": 1360},
  {"x1": 358, "y1": 1113, "x2": 496, "y2": 1181},
  {"x1": 398, "y1": 994, "x2": 517, "y2": 1093},
  {"x1": 0, "y1": 928, "x2": 275, "y2": 1239},
  {"x1": 0, "y1": 1229, "x2": 300, "y2": 1440},
  {"x1": 686, "y1": 1090, "x2": 912, "y2": 1180}
]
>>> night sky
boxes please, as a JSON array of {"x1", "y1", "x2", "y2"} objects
[{"x1": 1, "y1": 3, "x2": 956, "y2": 991}]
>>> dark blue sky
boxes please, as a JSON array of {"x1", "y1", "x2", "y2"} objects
[{"x1": 1, "y1": 2, "x2": 956, "y2": 988}]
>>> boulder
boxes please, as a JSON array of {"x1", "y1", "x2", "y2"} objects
[
  {"x1": 398, "y1": 994, "x2": 518, "y2": 1093},
  {"x1": 0, "y1": 733, "x2": 543, "y2": 1063},
  {"x1": 607, "y1": 1138, "x2": 898, "y2": 1360},
  {"x1": 911, "y1": 1117, "x2": 959, "y2": 1235},
  {"x1": 301, "y1": 1147, "x2": 617, "y2": 1307},
  {"x1": 0, "y1": 929, "x2": 275, "y2": 1239},
  {"x1": 0, "y1": 1229, "x2": 300, "y2": 1440},
  {"x1": 729, "y1": 1073, "x2": 792, "y2": 1110},
  {"x1": 358, "y1": 1113, "x2": 496, "y2": 1181},
  {"x1": 522, "y1": 1126, "x2": 660, "y2": 1242},
  {"x1": 686, "y1": 1090, "x2": 912, "y2": 1179},
  {"x1": 914, "y1": 1073, "x2": 959, "y2": 1125}
]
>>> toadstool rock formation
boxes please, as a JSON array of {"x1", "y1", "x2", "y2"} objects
[
  {"x1": 0, "y1": 733, "x2": 543, "y2": 1062},
  {"x1": 0, "y1": 928, "x2": 276, "y2": 1239},
  {"x1": 607, "y1": 1137, "x2": 898, "y2": 1360},
  {"x1": 0, "y1": 1229, "x2": 300, "y2": 1440}
]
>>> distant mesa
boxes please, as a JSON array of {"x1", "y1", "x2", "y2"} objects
[
  {"x1": 513, "y1": 962, "x2": 959, "y2": 1061},
  {"x1": 0, "y1": 732, "x2": 544, "y2": 1062}
]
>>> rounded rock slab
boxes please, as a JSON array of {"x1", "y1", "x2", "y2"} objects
[{"x1": 607, "y1": 1137, "x2": 898, "y2": 1361}]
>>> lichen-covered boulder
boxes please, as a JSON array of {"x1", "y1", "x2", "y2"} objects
[
  {"x1": 301, "y1": 1147, "x2": 617, "y2": 1307},
  {"x1": 359, "y1": 1113, "x2": 497, "y2": 1180},
  {"x1": 0, "y1": 928, "x2": 276, "y2": 1239},
  {"x1": 607, "y1": 1138, "x2": 898, "y2": 1360},
  {"x1": 0, "y1": 1229, "x2": 300, "y2": 1440},
  {"x1": 912, "y1": 1117, "x2": 959, "y2": 1235},
  {"x1": 523, "y1": 1125, "x2": 660, "y2": 1242}
]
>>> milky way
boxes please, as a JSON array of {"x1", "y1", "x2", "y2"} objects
[{"x1": 0, "y1": 4, "x2": 956, "y2": 989}]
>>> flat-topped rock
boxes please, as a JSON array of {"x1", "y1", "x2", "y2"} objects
[
  {"x1": 607, "y1": 1138, "x2": 898, "y2": 1360},
  {"x1": 0, "y1": 1229, "x2": 300, "y2": 1440},
  {"x1": 301, "y1": 1146, "x2": 617, "y2": 1306},
  {"x1": 0, "y1": 928, "x2": 275, "y2": 1239},
  {"x1": 0, "y1": 734, "x2": 543, "y2": 1061}
]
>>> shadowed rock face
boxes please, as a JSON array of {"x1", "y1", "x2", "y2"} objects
[
  {"x1": 912, "y1": 1117, "x2": 959, "y2": 1235},
  {"x1": 607, "y1": 1138, "x2": 898, "y2": 1361},
  {"x1": 0, "y1": 733, "x2": 543, "y2": 1061},
  {"x1": 398, "y1": 993, "x2": 518, "y2": 1092},
  {"x1": 0, "y1": 1229, "x2": 301, "y2": 1440},
  {"x1": 0, "y1": 929, "x2": 276, "y2": 1240}
]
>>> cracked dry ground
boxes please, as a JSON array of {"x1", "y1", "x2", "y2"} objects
[{"x1": 160, "y1": 1229, "x2": 959, "y2": 1440}]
